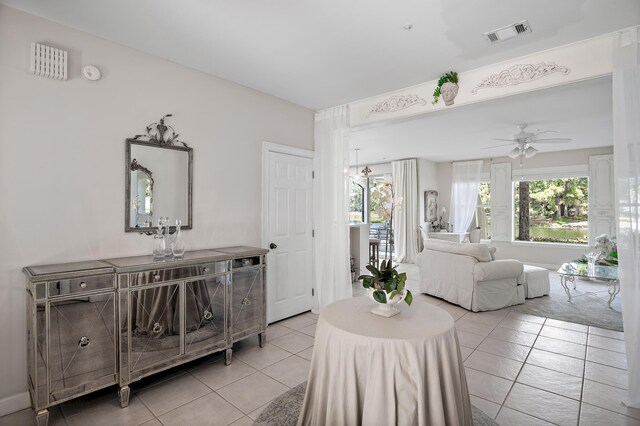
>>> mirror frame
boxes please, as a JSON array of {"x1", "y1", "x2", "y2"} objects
[{"x1": 125, "y1": 138, "x2": 193, "y2": 234}]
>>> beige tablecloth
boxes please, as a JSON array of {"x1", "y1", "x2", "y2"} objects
[{"x1": 298, "y1": 297, "x2": 472, "y2": 426}]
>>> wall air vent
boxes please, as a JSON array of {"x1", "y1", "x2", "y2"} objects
[
  {"x1": 30, "y1": 42, "x2": 68, "y2": 80},
  {"x1": 484, "y1": 20, "x2": 532, "y2": 44}
]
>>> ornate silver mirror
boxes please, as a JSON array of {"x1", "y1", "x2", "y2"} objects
[{"x1": 125, "y1": 115, "x2": 193, "y2": 234}]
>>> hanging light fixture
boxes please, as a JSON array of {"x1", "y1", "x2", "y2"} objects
[
  {"x1": 352, "y1": 148, "x2": 361, "y2": 180},
  {"x1": 524, "y1": 145, "x2": 537, "y2": 158},
  {"x1": 508, "y1": 146, "x2": 521, "y2": 159},
  {"x1": 353, "y1": 148, "x2": 371, "y2": 178}
]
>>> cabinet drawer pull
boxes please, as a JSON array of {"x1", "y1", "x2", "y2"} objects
[
  {"x1": 153, "y1": 274, "x2": 161, "y2": 281},
  {"x1": 242, "y1": 298, "x2": 251, "y2": 306},
  {"x1": 203, "y1": 267, "x2": 210, "y2": 273},
  {"x1": 78, "y1": 336, "x2": 90, "y2": 348},
  {"x1": 152, "y1": 323, "x2": 163, "y2": 334},
  {"x1": 203, "y1": 310, "x2": 213, "y2": 321},
  {"x1": 79, "y1": 282, "x2": 87, "y2": 289}
]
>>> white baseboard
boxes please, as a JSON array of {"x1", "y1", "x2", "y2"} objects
[{"x1": 0, "y1": 391, "x2": 30, "y2": 417}]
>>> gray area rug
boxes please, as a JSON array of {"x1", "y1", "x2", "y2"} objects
[
  {"x1": 254, "y1": 381, "x2": 498, "y2": 426},
  {"x1": 511, "y1": 272, "x2": 623, "y2": 331}
]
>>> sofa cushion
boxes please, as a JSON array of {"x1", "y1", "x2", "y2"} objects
[
  {"x1": 423, "y1": 239, "x2": 492, "y2": 262},
  {"x1": 474, "y1": 259, "x2": 524, "y2": 282}
]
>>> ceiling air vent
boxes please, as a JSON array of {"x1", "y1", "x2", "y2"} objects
[{"x1": 484, "y1": 20, "x2": 531, "y2": 44}]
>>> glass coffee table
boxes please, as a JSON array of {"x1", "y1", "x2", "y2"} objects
[{"x1": 557, "y1": 262, "x2": 620, "y2": 307}]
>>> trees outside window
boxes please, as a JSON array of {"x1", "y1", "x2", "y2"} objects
[
  {"x1": 514, "y1": 177, "x2": 588, "y2": 244},
  {"x1": 477, "y1": 182, "x2": 491, "y2": 239}
]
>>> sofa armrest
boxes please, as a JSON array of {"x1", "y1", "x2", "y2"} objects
[{"x1": 474, "y1": 259, "x2": 524, "y2": 283}]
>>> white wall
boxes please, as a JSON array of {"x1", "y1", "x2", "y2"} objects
[
  {"x1": 435, "y1": 147, "x2": 614, "y2": 267},
  {"x1": 417, "y1": 158, "x2": 438, "y2": 229},
  {"x1": 0, "y1": 5, "x2": 314, "y2": 410}
]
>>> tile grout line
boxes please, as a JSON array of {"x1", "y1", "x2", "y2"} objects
[
  {"x1": 577, "y1": 328, "x2": 592, "y2": 426},
  {"x1": 492, "y1": 316, "x2": 547, "y2": 422}
]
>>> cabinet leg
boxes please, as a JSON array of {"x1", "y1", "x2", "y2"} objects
[
  {"x1": 225, "y1": 348, "x2": 233, "y2": 366},
  {"x1": 35, "y1": 409, "x2": 49, "y2": 426},
  {"x1": 119, "y1": 386, "x2": 131, "y2": 408},
  {"x1": 258, "y1": 332, "x2": 266, "y2": 348}
]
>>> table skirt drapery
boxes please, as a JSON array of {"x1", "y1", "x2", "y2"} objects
[{"x1": 298, "y1": 297, "x2": 472, "y2": 426}]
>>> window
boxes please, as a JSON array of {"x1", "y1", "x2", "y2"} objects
[
  {"x1": 349, "y1": 179, "x2": 365, "y2": 223},
  {"x1": 369, "y1": 176, "x2": 389, "y2": 224},
  {"x1": 476, "y1": 182, "x2": 491, "y2": 239},
  {"x1": 514, "y1": 177, "x2": 588, "y2": 244}
]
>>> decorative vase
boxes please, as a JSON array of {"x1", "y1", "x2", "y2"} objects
[
  {"x1": 441, "y1": 82, "x2": 459, "y2": 106},
  {"x1": 469, "y1": 228, "x2": 482, "y2": 243},
  {"x1": 172, "y1": 219, "x2": 186, "y2": 259},
  {"x1": 369, "y1": 288, "x2": 406, "y2": 318},
  {"x1": 163, "y1": 217, "x2": 174, "y2": 257},
  {"x1": 153, "y1": 233, "x2": 165, "y2": 261}
]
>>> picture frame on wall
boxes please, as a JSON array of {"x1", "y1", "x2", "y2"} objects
[{"x1": 424, "y1": 190, "x2": 438, "y2": 223}]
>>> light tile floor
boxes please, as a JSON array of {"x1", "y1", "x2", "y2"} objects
[{"x1": 2, "y1": 264, "x2": 637, "y2": 426}]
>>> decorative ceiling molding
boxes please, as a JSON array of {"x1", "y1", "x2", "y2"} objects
[
  {"x1": 471, "y1": 62, "x2": 571, "y2": 94},
  {"x1": 366, "y1": 94, "x2": 427, "y2": 117}
]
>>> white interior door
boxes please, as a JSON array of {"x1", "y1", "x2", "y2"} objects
[{"x1": 266, "y1": 151, "x2": 313, "y2": 323}]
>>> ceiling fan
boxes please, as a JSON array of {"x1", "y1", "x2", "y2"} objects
[{"x1": 484, "y1": 124, "x2": 572, "y2": 163}]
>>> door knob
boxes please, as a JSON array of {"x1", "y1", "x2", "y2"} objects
[{"x1": 269, "y1": 243, "x2": 277, "y2": 249}]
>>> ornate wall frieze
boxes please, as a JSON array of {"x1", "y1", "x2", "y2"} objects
[
  {"x1": 366, "y1": 94, "x2": 427, "y2": 117},
  {"x1": 471, "y1": 62, "x2": 570, "y2": 94}
]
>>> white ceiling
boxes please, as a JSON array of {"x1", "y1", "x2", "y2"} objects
[
  {"x1": 1, "y1": 0, "x2": 638, "y2": 109},
  {"x1": 349, "y1": 76, "x2": 613, "y2": 164}
]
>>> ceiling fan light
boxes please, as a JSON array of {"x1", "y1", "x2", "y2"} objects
[
  {"x1": 524, "y1": 146, "x2": 537, "y2": 158},
  {"x1": 508, "y1": 147, "x2": 521, "y2": 159}
]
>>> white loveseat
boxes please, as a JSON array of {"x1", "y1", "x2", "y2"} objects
[{"x1": 416, "y1": 239, "x2": 525, "y2": 312}]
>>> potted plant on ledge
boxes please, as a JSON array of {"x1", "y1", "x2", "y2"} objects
[
  {"x1": 359, "y1": 259, "x2": 413, "y2": 317},
  {"x1": 432, "y1": 71, "x2": 459, "y2": 106}
]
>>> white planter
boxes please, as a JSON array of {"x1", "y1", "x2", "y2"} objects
[
  {"x1": 369, "y1": 288, "x2": 406, "y2": 317},
  {"x1": 441, "y1": 82, "x2": 459, "y2": 106}
]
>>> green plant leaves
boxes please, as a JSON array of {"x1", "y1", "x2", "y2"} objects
[
  {"x1": 365, "y1": 265, "x2": 380, "y2": 277},
  {"x1": 372, "y1": 290, "x2": 387, "y2": 304},
  {"x1": 362, "y1": 262, "x2": 414, "y2": 308},
  {"x1": 432, "y1": 71, "x2": 458, "y2": 104},
  {"x1": 404, "y1": 290, "x2": 413, "y2": 306},
  {"x1": 360, "y1": 276, "x2": 373, "y2": 288}
]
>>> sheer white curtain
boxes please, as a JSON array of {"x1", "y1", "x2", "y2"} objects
[
  {"x1": 613, "y1": 27, "x2": 640, "y2": 408},
  {"x1": 392, "y1": 159, "x2": 419, "y2": 263},
  {"x1": 313, "y1": 106, "x2": 352, "y2": 311},
  {"x1": 450, "y1": 160, "x2": 483, "y2": 233}
]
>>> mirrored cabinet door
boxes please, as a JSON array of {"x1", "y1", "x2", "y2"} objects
[
  {"x1": 184, "y1": 276, "x2": 227, "y2": 354},
  {"x1": 31, "y1": 303, "x2": 48, "y2": 410},
  {"x1": 231, "y1": 268, "x2": 264, "y2": 341},
  {"x1": 47, "y1": 294, "x2": 117, "y2": 403},
  {"x1": 128, "y1": 283, "x2": 182, "y2": 378}
]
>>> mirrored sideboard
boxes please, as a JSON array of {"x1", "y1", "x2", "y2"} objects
[{"x1": 24, "y1": 246, "x2": 267, "y2": 426}]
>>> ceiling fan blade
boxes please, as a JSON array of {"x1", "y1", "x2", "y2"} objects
[
  {"x1": 490, "y1": 138, "x2": 516, "y2": 142},
  {"x1": 532, "y1": 138, "x2": 572, "y2": 143},
  {"x1": 534, "y1": 130, "x2": 558, "y2": 136},
  {"x1": 482, "y1": 143, "x2": 514, "y2": 150}
]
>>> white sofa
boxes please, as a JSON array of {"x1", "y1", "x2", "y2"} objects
[{"x1": 416, "y1": 239, "x2": 525, "y2": 312}]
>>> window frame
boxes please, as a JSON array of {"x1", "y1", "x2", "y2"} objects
[{"x1": 511, "y1": 174, "x2": 590, "y2": 246}]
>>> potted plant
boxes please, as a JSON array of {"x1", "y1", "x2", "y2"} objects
[
  {"x1": 432, "y1": 71, "x2": 459, "y2": 106},
  {"x1": 359, "y1": 259, "x2": 413, "y2": 317}
]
